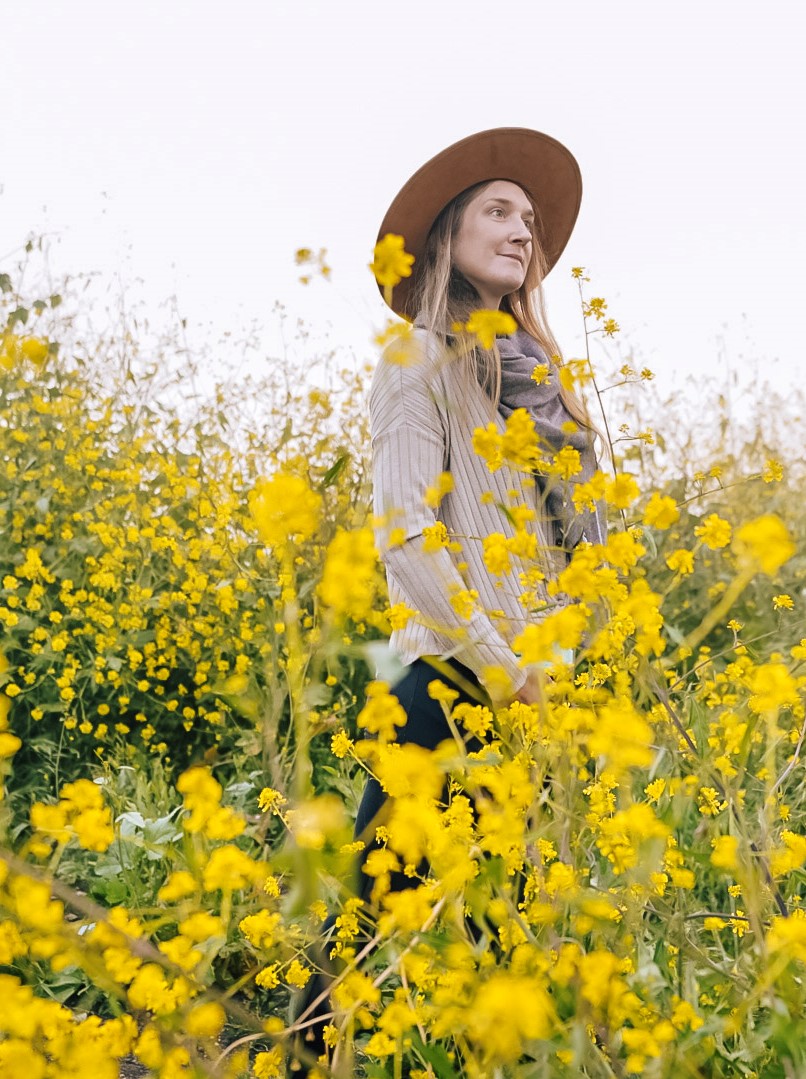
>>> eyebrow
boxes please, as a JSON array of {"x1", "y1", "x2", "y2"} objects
[{"x1": 483, "y1": 196, "x2": 535, "y2": 220}]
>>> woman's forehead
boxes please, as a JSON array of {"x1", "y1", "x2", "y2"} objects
[{"x1": 472, "y1": 179, "x2": 532, "y2": 209}]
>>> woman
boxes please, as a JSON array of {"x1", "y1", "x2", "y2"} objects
[{"x1": 291, "y1": 126, "x2": 605, "y2": 1074}]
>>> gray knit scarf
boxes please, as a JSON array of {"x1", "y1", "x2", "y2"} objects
[{"x1": 496, "y1": 328, "x2": 607, "y2": 553}]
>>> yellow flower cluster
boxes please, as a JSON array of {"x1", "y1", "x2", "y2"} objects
[{"x1": 30, "y1": 778, "x2": 114, "y2": 853}]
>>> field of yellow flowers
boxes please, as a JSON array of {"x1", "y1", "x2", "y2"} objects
[{"x1": 1, "y1": 246, "x2": 806, "y2": 1078}]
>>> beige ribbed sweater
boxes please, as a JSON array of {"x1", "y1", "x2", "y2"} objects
[{"x1": 370, "y1": 329, "x2": 566, "y2": 693}]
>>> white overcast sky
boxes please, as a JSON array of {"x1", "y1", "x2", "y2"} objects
[{"x1": 3, "y1": 0, "x2": 804, "y2": 402}]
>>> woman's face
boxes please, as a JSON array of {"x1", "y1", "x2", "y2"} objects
[{"x1": 452, "y1": 180, "x2": 534, "y2": 310}]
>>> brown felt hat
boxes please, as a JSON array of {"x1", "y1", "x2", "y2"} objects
[{"x1": 377, "y1": 127, "x2": 582, "y2": 319}]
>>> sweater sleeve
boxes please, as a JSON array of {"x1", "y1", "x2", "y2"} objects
[{"x1": 369, "y1": 343, "x2": 527, "y2": 693}]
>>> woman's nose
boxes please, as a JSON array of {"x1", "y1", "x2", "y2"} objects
[{"x1": 510, "y1": 221, "x2": 532, "y2": 245}]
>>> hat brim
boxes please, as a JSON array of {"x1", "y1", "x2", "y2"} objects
[{"x1": 377, "y1": 127, "x2": 582, "y2": 319}]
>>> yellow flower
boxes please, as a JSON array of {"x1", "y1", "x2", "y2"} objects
[
  {"x1": 424, "y1": 470, "x2": 454, "y2": 508},
  {"x1": 483, "y1": 533, "x2": 512, "y2": 576},
  {"x1": 734, "y1": 514, "x2": 795, "y2": 575},
  {"x1": 330, "y1": 729, "x2": 354, "y2": 758},
  {"x1": 644, "y1": 778, "x2": 666, "y2": 804},
  {"x1": 374, "y1": 319, "x2": 417, "y2": 365},
  {"x1": 643, "y1": 493, "x2": 679, "y2": 530},
  {"x1": 770, "y1": 831, "x2": 806, "y2": 877},
  {"x1": 558, "y1": 359, "x2": 593, "y2": 391},
  {"x1": 332, "y1": 970, "x2": 381, "y2": 1027},
  {"x1": 694, "y1": 513, "x2": 732, "y2": 549},
  {"x1": 596, "y1": 803, "x2": 669, "y2": 874},
  {"x1": 202, "y1": 844, "x2": 259, "y2": 892},
  {"x1": 20, "y1": 336, "x2": 50, "y2": 365},
  {"x1": 472, "y1": 423, "x2": 504, "y2": 472},
  {"x1": 426, "y1": 678, "x2": 460, "y2": 707},
  {"x1": 573, "y1": 469, "x2": 607, "y2": 513},
  {"x1": 29, "y1": 802, "x2": 70, "y2": 846},
  {"x1": 465, "y1": 973, "x2": 554, "y2": 1063},
  {"x1": 748, "y1": 663, "x2": 799, "y2": 714},
  {"x1": 285, "y1": 794, "x2": 347, "y2": 849},
  {"x1": 500, "y1": 408, "x2": 540, "y2": 471},
  {"x1": 285, "y1": 959, "x2": 312, "y2": 988},
  {"x1": 253, "y1": 1046, "x2": 285, "y2": 1078},
  {"x1": 513, "y1": 604, "x2": 589, "y2": 665},
  {"x1": 0, "y1": 731, "x2": 22, "y2": 757},
  {"x1": 258, "y1": 787, "x2": 287, "y2": 814},
  {"x1": 604, "y1": 472, "x2": 640, "y2": 510},
  {"x1": 767, "y1": 910, "x2": 806, "y2": 964},
  {"x1": 710, "y1": 835, "x2": 738, "y2": 871},
  {"x1": 665, "y1": 548, "x2": 694, "y2": 576},
  {"x1": 255, "y1": 964, "x2": 280, "y2": 990},
  {"x1": 158, "y1": 870, "x2": 197, "y2": 903},
  {"x1": 387, "y1": 601, "x2": 416, "y2": 629},
  {"x1": 531, "y1": 362, "x2": 550, "y2": 385},
  {"x1": 357, "y1": 681, "x2": 407, "y2": 743},
  {"x1": 449, "y1": 587, "x2": 478, "y2": 621},
  {"x1": 319, "y1": 526, "x2": 378, "y2": 621},
  {"x1": 584, "y1": 296, "x2": 608, "y2": 320},
  {"x1": 773, "y1": 593, "x2": 794, "y2": 611},
  {"x1": 422, "y1": 521, "x2": 451, "y2": 552},
  {"x1": 72, "y1": 807, "x2": 115, "y2": 851},
  {"x1": 549, "y1": 445, "x2": 582, "y2": 480},
  {"x1": 461, "y1": 310, "x2": 517, "y2": 349},
  {"x1": 763, "y1": 458, "x2": 784, "y2": 483},
  {"x1": 249, "y1": 472, "x2": 322, "y2": 549},
  {"x1": 588, "y1": 700, "x2": 653, "y2": 773},
  {"x1": 185, "y1": 1001, "x2": 226, "y2": 1038},
  {"x1": 670, "y1": 867, "x2": 695, "y2": 888},
  {"x1": 697, "y1": 786, "x2": 726, "y2": 817},
  {"x1": 369, "y1": 234, "x2": 415, "y2": 288},
  {"x1": 239, "y1": 909, "x2": 282, "y2": 950}
]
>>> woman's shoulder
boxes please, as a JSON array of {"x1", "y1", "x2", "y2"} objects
[
  {"x1": 370, "y1": 326, "x2": 447, "y2": 397},
  {"x1": 368, "y1": 327, "x2": 455, "y2": 441}
]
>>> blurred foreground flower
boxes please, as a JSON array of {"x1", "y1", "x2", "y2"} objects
[
  {"x1": 457, "y1": 309, "x2": 517, "y2": 349},
  {"x1": 319, "y1": 526, "x2": 379, "y2": 621},
  {"x1": 733, "y1": 514, "x2": 795, "y2": 575},
  {"x1": 373, "y1": 319, "x2": 417, "y2": 365},
  {"x1": 249, "y1": 472, "x2": 322, "y2": 549},
  {"x1": 370, "y1": 234, "x2": 414, "y2": 289}
]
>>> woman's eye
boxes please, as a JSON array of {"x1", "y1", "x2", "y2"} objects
[{"x1": 491, "y1": 207, "x2": 505, "y2": 218}]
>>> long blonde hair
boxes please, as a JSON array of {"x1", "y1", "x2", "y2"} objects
[{"x1": 409, "y1": 179, "x2": 595, "y2": 439}]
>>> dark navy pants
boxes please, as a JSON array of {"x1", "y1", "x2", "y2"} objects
[
  {"x1": 352, "y1": 655, "x2": 488, "y2": 899},
  {"x1": 291, "y1": 657, "x2": 492, "y2": 1070}
]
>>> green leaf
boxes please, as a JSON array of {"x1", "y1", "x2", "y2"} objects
[
  {"x1": 323, "y1": 453, "x2": 349, "y2": 488},
  {"x1": 89, "y1": 877, "x2": 130, "y2": 904},
  {"x1": 0, "y1": 273, "x2": 12, "y2": 293},
  {"x1": 408, "y1": 1031, "x2": 461, "y2": 1078},
  {"x1": 49, "y1": 293, "x2": 62, "y2": 308}
]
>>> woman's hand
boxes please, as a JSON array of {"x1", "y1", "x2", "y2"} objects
[{"x1": 513, "y1": 667, "x2": 548, "y2": 706}]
